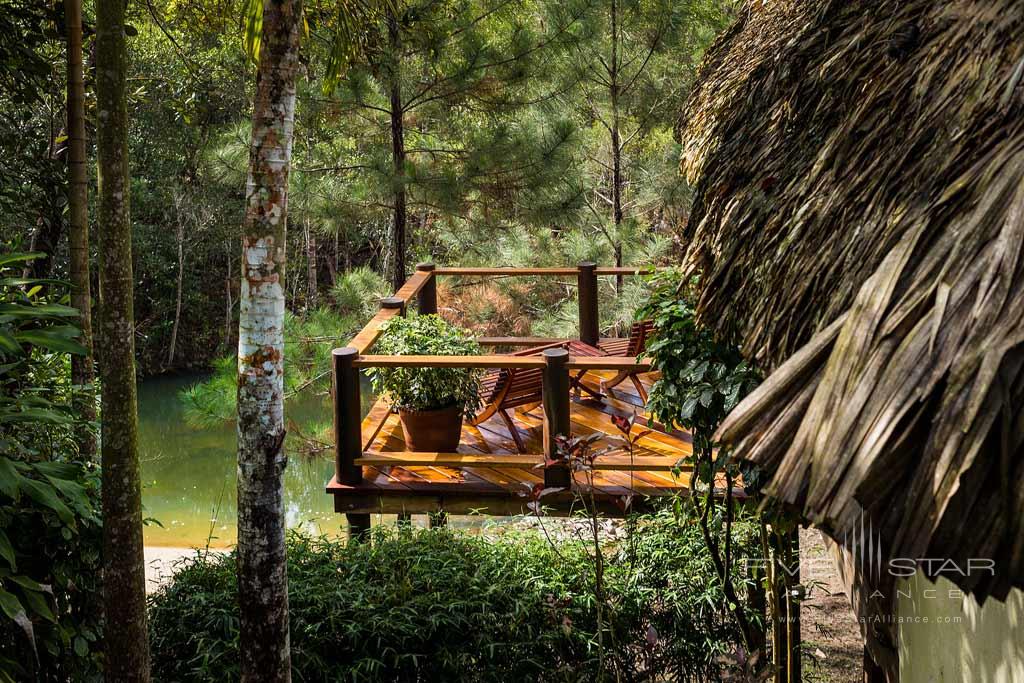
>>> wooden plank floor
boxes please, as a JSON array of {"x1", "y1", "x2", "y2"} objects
[{"x1": 327, "y1": 369, "x2": 704, "y2": 517}]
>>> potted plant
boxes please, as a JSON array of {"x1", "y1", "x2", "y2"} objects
[{"x1": 367, "y1": 314, "x2": 483, "y2": 452}]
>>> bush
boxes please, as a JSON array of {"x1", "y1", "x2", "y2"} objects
[
  {"x1": 331, "y1": 267, "x2": 390, "y2": 319},
  {"x1": 179, "y1": 307, "x2": 365, "y2": 427},
  {"x1": 366, "y1": 314, "x2": 483, "y2": 414},
  {"x1": 0, "y1": 254, "x2": 103, "y2": 681},
  {"x1": 0, "y1": 460, "x2": 103, "y2": 683},
  {"x1": 149, "y1": 505, "x2": 762, "y2": 682}
]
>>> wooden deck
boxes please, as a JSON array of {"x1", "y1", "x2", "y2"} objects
[{"x1": 327, "y1": 369, "x2": 698, "y2": 516}]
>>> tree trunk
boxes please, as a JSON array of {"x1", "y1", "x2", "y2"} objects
[
  {"x1": 305, "y1": 217, "x2": 317, "y2": 306},
  {"x1": 388, "y1": 8, "x2": 407, "y2": 293},
  {"x1": 327, "y1": 230, "x2": 338, "y2": 285},
  {"x1": 95, "y1": 0, "x2": 151, "y2": 678},
  {"x1": 26, "y1": 128, "x2": 65, "y2": 281},
  {"x1": 167, "y1": 195, "x2": 185, "y2": 369},
  {"x1": 236, "y1": 0, "x2": 301, "y2": 680},
  {"x1": 225, "y1": 245, "x2": 235, "y2": 350},
  {"x1": 609, "y1": 0, "x2": 624, "y2": 293},
  {"x1": 65, "y1": 0, "x2": 95, "y2": 458},
  {"x1": 772, "y1": 528, "x2": 802, "y2": 683}
]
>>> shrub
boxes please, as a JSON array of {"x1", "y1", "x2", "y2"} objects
[
  {"x1": 0, "y1": 254, "x2": 103, "y2": 681},
  {"x1": 366, "y1": 314, "x2": 483, "y2": 414},
  {"x1": 149, "y1": 504, "x2": 762, "y2": 682},
  {"x1": 179, "y1": 307, "x2": 365, "y2": 427},
  {"x1": 330, "y1": 267, "x2": 390, "y2": 319}
]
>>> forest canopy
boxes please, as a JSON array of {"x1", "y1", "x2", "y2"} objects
[{"x1": 0, "y1": 0, "x2": 733, "y2": 373}]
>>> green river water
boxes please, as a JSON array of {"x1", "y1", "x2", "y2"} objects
[{"x1": 138, "y1": 373, "x2": 374, "y2": 548}]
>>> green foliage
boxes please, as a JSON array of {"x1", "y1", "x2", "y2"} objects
[
  {"x1": 367, "y1": 314, "x2": 483, "y2": 413},
  {"x1": 330, "y1": 266, "x2": 390, "y2": 319},
  {"x1": 179, "y1": 355, "x2": 239, "y2": 428},
  {"x1": 615, "y1": 504, "x2": 763, "y2": 679},
  {"x1": 1, "y1": 0, "x2": 733, "y2": 375},
  {"x1": 635, "y1": 267, "x2": 766, "y2": 663},
  {"x1": 150, "y1": 505, "x2": 761, "y2": 681},
  {"x1": 638, "y1": 268, "x2": 760, "y2": 454},
  {"x1": 0, "y1": 459, "x2": 103, "y2": 682},
  {"x1": 0, "y1": 3, "x2": 65, "y2": 267},
  {"x1": 0, "y1": 255, "x2": 103, "y2": 681},
  {"x1": 180, "y1": 307, "x2": 367, "y2": 427}
]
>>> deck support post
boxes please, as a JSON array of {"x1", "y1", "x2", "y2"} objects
[
  {"x1": 577, "y1": 261, "x2": 599, "y2": 346},
  {"x1": 416, "y1": 262, "x2": 437, "y2": 315},
  {"x1": 346, "y1": 514, "x2": 371, "y2": 539},
  {"x1": 429, "y1": 511, "x2": 448, "y2": 528},
  {"x1": 542, "y1": 348, "x2": 571, "y2": 489},
  {"x1": 333, "y1": 346, "x2": 370, "y2": 540},
  {"x1": 381, "y1": 295, "x2": 406, "y2": 316},
  {"x1": 333, "y1": 347, "x2": 362, "y2": 485}
]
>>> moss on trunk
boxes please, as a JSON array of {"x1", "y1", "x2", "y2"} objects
[{"x1": 95, "y1": 0, "x2": 151, "y2": 677}]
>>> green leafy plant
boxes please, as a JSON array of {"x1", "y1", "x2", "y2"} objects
[
  {"x1": 638, "y1": 268, "x2": 758, "y2": 444},
  {"x1": 366, "y1": 314, "x2": 483, "y2": 414},
  {"x1": 180, "y1": 307, "x2": 367, "y2": 427},
  {"x1": 638, "y1": 267, "x2": 764, "y2": 660},
  {"x1": 0, "y1": 253, "x2": 103, "y2": 681},
  {"x1": 150, "y1": 509, "x2": 760, "y2": 682}
]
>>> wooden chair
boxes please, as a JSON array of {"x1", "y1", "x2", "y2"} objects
[
  {"x1": 468, "y1": 342, "x2": 566, "y2": 453},
  {"x1": 596, "y1": 319, "x2": 655, "y2": 403}
]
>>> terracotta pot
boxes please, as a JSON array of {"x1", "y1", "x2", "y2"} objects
[{"x1": 398, "y1": 403, "x2": 463, "y2": 452}]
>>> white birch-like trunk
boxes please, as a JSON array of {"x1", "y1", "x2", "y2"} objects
[{"x1": 236, "y1": 0, "x2": 301, "y2": 680}]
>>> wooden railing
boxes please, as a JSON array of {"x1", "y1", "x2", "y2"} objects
[{"x1": 332, "y1": 263, "x2": 659, "y2": 491}]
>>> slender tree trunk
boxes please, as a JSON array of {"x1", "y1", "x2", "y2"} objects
[
  {"x1": 305, "y1": 217, "x2": 317, "y2": 306},
  {"x1": 388, "y1": 7, "x2": 407, "y2": 293},
  {"x1": 772, "y1": 528, "x2": 802, "y2": 683},
  {"x1": 225, "y1": 246, "x2": 235, "y2": 350},
  {"x1": 609, "y1": 0, "x2": 624, "y2": 293},
  {"x1": 167, "y1": 196, "x2": 185, "y2": 368},
  {"x1": 66, "y1": 0, "x2": 95, "y2": 458},
  {"x1": 95, "y1": 0, "x2": 150, "y2": 678},
  {"x1": 327, "y1": 230, "x2": 338, "y2": 285},
  {"x1": 236, "y1": 0, "x2": 301, "y2": 680},
  {"x1": 27, "y1": 118, "x2": 65, "y2": 280}
]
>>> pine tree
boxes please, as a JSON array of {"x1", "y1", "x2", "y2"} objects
[
  {"x1": 326, "y1": 0, "x2": 589, "y2": 289},
  {"x1": 572, "y1": 0, "x2": 728, "y2": 288}
]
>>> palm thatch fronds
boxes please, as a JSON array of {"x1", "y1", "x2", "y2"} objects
[{"x1": 678, "y1": 0, "x2": 1024, "y2": 604}]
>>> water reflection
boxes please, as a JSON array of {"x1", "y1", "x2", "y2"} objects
[{"x1": 138, "y1": 372, "x2": 374, "y2": 548}]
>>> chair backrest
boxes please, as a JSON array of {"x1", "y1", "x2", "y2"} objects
[
  {"x1": 627, "y1": 320, "x2": 656, "y2": 356},
  {"x1": 482, "y1": 341, "x2": 568, "y2": 408},
  {"x1": 494, "y1": 367, "x2": 544, "y2": 408}
]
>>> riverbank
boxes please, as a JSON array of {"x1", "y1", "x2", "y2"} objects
[{"x1": 144, "y1": 546, "x2": 226, "y2": 592}]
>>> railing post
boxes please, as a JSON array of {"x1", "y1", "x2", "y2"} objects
[
  {"x1": 542, "y1": 348, "x2": 571, "y2": 489},
  {"x1": 381, "y1": 296, "x2": 406, "y2": 316},
  {"x1": 333, "y1": 347, "x2": 361, "y2": 484},
  {"x1": 416, "y1": 262, "x2": 437, "y2": 315},
  {"x1": 577, "y1": 261, "x2": 598, "y2": 346},
  {"x1": 333, "y1": 346, "x2": 369, "y2": 538}
]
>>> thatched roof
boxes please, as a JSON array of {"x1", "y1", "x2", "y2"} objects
[{"x1": 679, "y1": 0, "x2": 1024, "y2": 603}]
